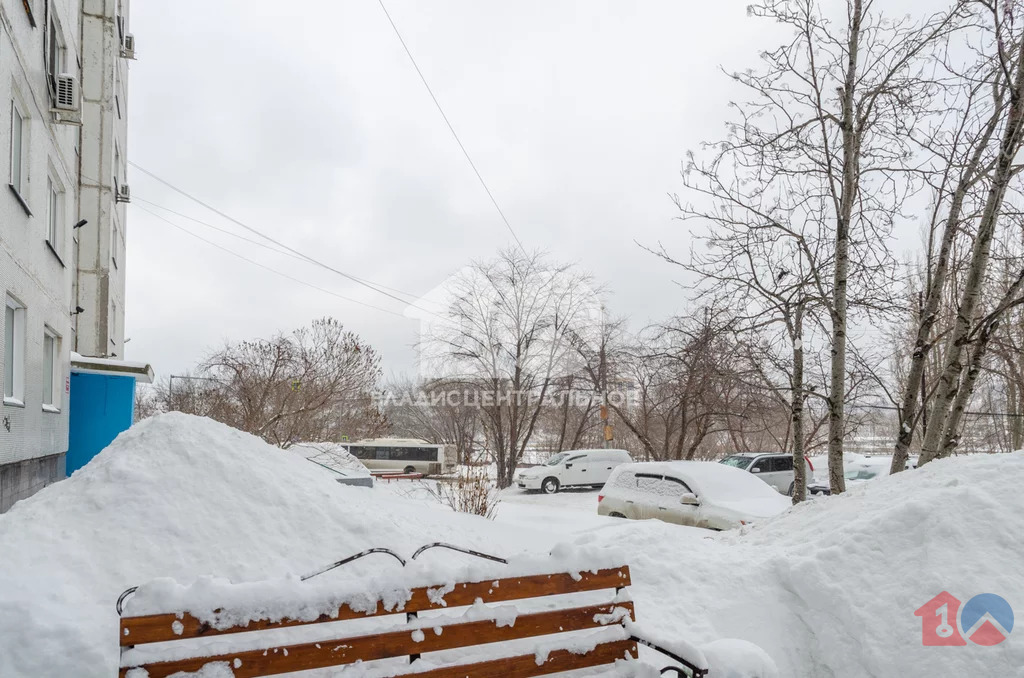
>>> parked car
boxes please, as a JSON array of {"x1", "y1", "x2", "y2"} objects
[
  {"x1": 597, "y1": 461, "x2": 791, "y2": 530},
  {"x1": 515, "y1": 448, "x2": 633, "y2": 494},
  {"x1": 718, "y1": 452, "x2": 814, "y2": 496},
  {"x1": 808, "y1": 455, "x2": 918, "y2": 495}
]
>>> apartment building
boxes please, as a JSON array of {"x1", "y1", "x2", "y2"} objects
[{"x1": 1, "y1": 0, "x2": 132, "y2": 511}]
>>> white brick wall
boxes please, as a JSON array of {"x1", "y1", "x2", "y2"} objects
[{"x1": 0, "y1": 0, "x2": 82, "y2": 464}]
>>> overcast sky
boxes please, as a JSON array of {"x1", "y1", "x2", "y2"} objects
[{"x1": 124, "y1": 2, "x2": 805, "y2": 379}]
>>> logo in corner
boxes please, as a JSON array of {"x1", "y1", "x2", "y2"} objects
[
  {"x1": 916, "y1": 591, "x2": 1013, "y2": 646},
  {"x1": 961, "y1": 594, "x2": 1014, "y2": 646}
]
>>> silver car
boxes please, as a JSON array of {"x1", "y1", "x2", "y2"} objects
[
  {"x1": 718, "y1": 452, "x2": 814, "y2": 496},
  {"x1": 597, "y1": 461, "x2": 791, "y2": 531}
]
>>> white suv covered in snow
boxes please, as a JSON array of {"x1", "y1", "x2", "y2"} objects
[
  {"x1": 718, "y1": 453, "x2": 814, "y2": 496},
  {"x1": 516, "y1": 448, "x2": 632, "y2": 493},
  {"x1": 597, "y1": 461, "x2": 791, "y2": 530}
]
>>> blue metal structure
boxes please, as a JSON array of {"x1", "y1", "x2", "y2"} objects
[{"x1": 66, "y1": 372, "x2": 137, "y2": 475}]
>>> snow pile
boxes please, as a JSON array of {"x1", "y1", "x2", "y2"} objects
[
  {"x1": 0, "y1": 413, "x2": 537, "y2": 677},
  {"x1": 1, "y1": 412, "x2": 1021, "y2": 677},
  {"x1": 574, "y1": 452, "x2": 1024, "y2": 676}
]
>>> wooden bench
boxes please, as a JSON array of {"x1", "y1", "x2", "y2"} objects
[{"x1": 118, "y1": 562, "x2": 708, "y2": 677}]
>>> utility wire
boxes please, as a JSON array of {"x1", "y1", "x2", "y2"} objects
[
  {"x1": 133, "y1": 195, "x2": 434, "y2": 303},
  {"x1": 376, "y1": 0, "x2": 526, "y2": 253},
  {"x1": 135, "y1": 196, "x2": 295, "y2": 257},
  {"x1": 128, "y1": 161, "x2": 443, "y2": 318},
  {"x1": 135, "y1": 204, "x2": 407, "y2": 318}
]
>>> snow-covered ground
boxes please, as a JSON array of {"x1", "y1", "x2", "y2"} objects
[
  {"x1": 381, "y1": 480, "x2": 626, "y2": 537},
  {"x1": 0, "y1": 413, "x2": 1021, "y2": 677}
]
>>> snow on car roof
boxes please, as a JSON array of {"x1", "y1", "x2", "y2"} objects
[{"x1": 619, "y1": 461, "x2": 786, "y2": 501}]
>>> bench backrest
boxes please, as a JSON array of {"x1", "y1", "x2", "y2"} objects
[{"x1": 118, "y1": 565, "x2": 636, "y2": 677}]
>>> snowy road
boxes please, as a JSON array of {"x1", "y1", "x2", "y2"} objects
[{"x1": 378, "y1": 480, "x2": 711, "y2": 547}]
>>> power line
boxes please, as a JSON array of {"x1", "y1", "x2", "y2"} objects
[
  {"x1": 128, "y1": 161, "x2": 443, "y2": 318},
  {"x1": 376, "y1": 0, "x2": 526, "y2": 253},
  {"x1": 135, "y1": 204, "x2": 408, "y2": 318},
  {"x1": 133, "y1": 195, "x2": 434, "y2": 303},
  {"x1": 135, "y1": 196, "x2": 295, "y2": 257}
]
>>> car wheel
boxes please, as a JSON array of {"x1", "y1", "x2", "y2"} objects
[
  {"x1": 609, "y1": 512, "x2": 626, "y2": 518},
  {"x1": 787, "y1": 481, "x2": 795, "y2": 497},
  {"x1": 542, "y1": 477, "x2": 560, "y2": 494},
  {"x1": 404, "y1": 466, "x2": 416, "y2": 475}
]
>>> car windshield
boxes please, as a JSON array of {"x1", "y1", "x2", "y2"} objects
[
  {"x1": 719, "y1": 456, "x2": 753, "y2": 470},
  {"x1": 844, "y1": 468, "x2": 881, "y2": 481},
  {"x1": 545, "y1": 453, "x2": 569, "y2": 466}
]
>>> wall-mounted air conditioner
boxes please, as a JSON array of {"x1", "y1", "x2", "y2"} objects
[
  {"x1": 54, "y1": 74, "x2": 79, "y2": 111},
  {"x1": 121, "y1": 34, "x2": 136, "y2": 60}
]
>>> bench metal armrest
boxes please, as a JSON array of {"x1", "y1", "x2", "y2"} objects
[{"x1": 629, "y1": 634, "x2": 709, "y2": 678}]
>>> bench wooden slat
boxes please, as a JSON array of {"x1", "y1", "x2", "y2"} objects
[
  {"x1": 119, "y1": 601, "x2": 635, "y2": 678},
  {"x1": 120, "y1": 566, "x2": 631, "y2": 647},
  {"x1": 398, "y1": 638, "x2": 639, "y2": 678}
]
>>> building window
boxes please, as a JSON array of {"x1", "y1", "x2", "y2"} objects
[
  {"x1": 42, "y1": 330, "x2": 59, "y2": 409},
  {"x1": 10, "y1": 102, "x2": 26, "y2": 196},
  {"x1": 3, "y1": 296, "x2": 26, "y2": 403},
  {"x1": 46, "y1": 177, "x2": 62, "y2": 253},
  {"x1": 47, "y1": 13, "x2": 66, "y2": 94}
]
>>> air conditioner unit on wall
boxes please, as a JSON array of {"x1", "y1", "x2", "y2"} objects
[
  {"x1": 54, "y1": 74, "x2": 78, "y2": 111},
  {"x1": 121, "y1": 34, "x2": 136, "y2": 59},
  {"x1": 116, "y1": 184, "x2": 131, "y2": 204}
]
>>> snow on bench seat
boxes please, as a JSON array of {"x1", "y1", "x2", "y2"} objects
[{"x1": 117, "y1": 565, "x2": 651, "y2": 678}]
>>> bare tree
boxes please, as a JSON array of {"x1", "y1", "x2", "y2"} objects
[
  {"x1": 133, "y1": 384, "x2": 161, "y2": 423},
  {"x1": 671, "y1": 0, "x2": 965, "y2": 491},
  {"x1": 427, "y1": 248, "x2": 597, "y2": 488},
  {"x1": 169, "y1": 318, "x2": 385, "y2": 447},
  {"x1": 385, "y1": 377, "x2": 481, "y2": 465},
  {"x1": 600, "y1": 312, "x2": 738, "y2": 462},
  {"x1": 908, "y1": 3, "x2": 1024, "y2": 466}
]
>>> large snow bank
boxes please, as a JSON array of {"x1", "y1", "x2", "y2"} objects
[
  {"x1": 574, "y1": 452, "x2": 1024, "y2": 677},
  {"x1": 0, "y1": 414, "x2": 537, "y2": 677},
  {"x1": 1, "y1": 412, "x2": 1021, "y2": 677}
]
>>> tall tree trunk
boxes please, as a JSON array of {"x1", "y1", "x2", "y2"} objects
[
  {"x1": 791, "y1": 309, "x2": 807, "y2": 504},
  {"x1": 1010, "y1": 370, "x2": 1024, "y2": 450},
  {"x1": 920, "y1": 48, "x2": 1024, "y2": 466},
  {"x1": 939, "y1": 269, "x2": 1024, "y2": 457},
  {"x1": 827, "y1": 0, "x2": 863, "y2": 495},
  {"x1": 938, "y1": 327, "x2": 993, "y2": 458},
  {"x1": 890, "y1": 105, "x2": 1002, "y2": 474}
]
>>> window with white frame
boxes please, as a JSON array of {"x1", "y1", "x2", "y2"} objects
[
  {"x1": 46, "y1": 176, "x2": 62, "y2": 253},
  {"x1": 42, "y1": 329, "x2": 59, "y2": 409},
  {"x1": 4, "y1": 296, "x2": 26, "y2": 403},
  {"x1": 10, "y1": 101, "x2": 25, "y2": 195}
]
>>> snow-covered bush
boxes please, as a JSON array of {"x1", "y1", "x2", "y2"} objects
[{"x1": 428, "y1": 463, "x2": 500, "y2": 519}]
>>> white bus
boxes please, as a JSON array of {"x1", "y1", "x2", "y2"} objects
[{"x1": 344, "y1": 438, "x2": 447, "y2": 476}]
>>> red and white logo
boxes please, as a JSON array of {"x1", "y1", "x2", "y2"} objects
[
  {"x1": 916, "y1": 591, "x2": 1013, "y2": 646},
  {"x1": 915, "y1": 591, "x2": 966, "y2": 646}
]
